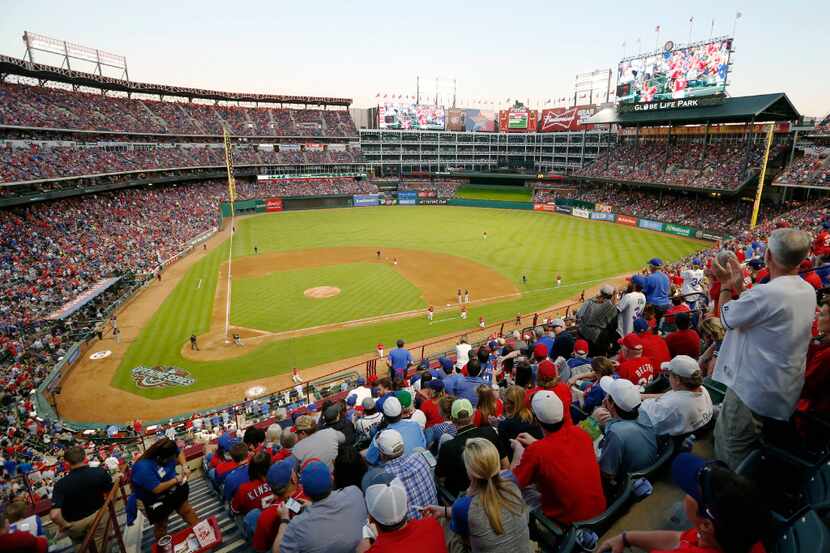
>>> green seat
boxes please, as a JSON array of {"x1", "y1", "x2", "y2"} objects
[
  {"x1": 805, "y1": 460, "x2": 830, "y2": 513},
  {"x1": 573, "y1": 475, "x2": 634, "y2": 536},
  {"x1": 771, "y1": 509, "x2": 830, "y2": 553},
  {"x1": 702, "y1": 377, "x2": 727, "y2": 405},
  {"x1": 630, "y1": 437, "x2": 675, "y2": 480}
]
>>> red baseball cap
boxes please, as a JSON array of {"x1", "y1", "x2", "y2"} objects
[
  {"x1": 574, "y1": 339, "x2": 589, "y2": 355},
  {"x1": 618, "y1": 333, "x2": 643, "y2": 350},
  {"x1": 537, "y1": 359, "x2": 558, "y2": 380},
  {"x1": 532, "y1": 343, "x2": 548, "y2": 361}
]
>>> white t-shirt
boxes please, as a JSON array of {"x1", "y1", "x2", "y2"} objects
[
  {"x1": 617, "y1": 291, "x2": 646, "y2": 337},
  {"x1": 640, "y1": 388, "x2": 713, "y2": 436},
  {"x1": 714, "y1": 275, "x2": 816, "y2": 420},
  {"x1": 680, "y1": 269, "x2": 705, "y2": 302},
  {"x1": 455, "y1": 343, "x2": 472, "y2": 369}
]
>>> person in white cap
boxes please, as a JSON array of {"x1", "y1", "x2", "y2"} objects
[
  {"x1": 363, "y1": 429, "x2": 437, "y2": 524},
  {"x1": 510, "y1": 391, "x2": 606, "y2": 523},
  {"x1": 640, "y1": 355, "x2": 713, "y2": 437},
  {"x1": 357, "y1": 474, "x2": 447, "y2": 553},
  {"x1": 363, "y1": 396, "x2": 425, "y2": 466},
  {"x1": 594, "y1": 377, "x2": 658, "y2": 488}
]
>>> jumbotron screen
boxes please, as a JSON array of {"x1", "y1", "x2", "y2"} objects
[
  {"x1": 508, "y1": 111, "x2": 529, "y2": 129},
  {"x1": 616, "y1": 38, "x2": 732, "y2": 104},
  {"x1": 378, "y1": 103, "x2": 445, "y2": 130}
]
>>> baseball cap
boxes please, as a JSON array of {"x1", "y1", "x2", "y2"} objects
[
  {"x1": 294, "y1": 415, "x2": 316, "y2": 433},
  {"x1": 382, "y1": 396, "x2": 402, "y2": 418},
  {"x1": 618, "y1": 333, "x2": 643, "y2": 350},
  {"x1": 300, "y1": 460, "x2": 332, "y2": 497},
  {"x1": 365, "y1": 476, "x2": 409, "y2": 526},
  {"x1": 600, "y1": 283, "x2": 615, "y2": 297},
  {"x1": 599, "y1": 376, "x2": 642, "y2": 412},
  {"x1": 532, "y1": 343, "x2": 548, "y2": 361},
  {"x1": 395, "y1": 390, "x2": 412, "y2": 409},
  {"x1": 323, "y1": 404, "x2": 341, "y2": 423},
  {"x1": 661, "y1": 355, "x2": 700, "y2": 377},
  {"x1": 531, "y1": 390, "x2": 564, "y2": 425},
  {"x1": 426, "y1": 379, "x2": 444, "y2": 392},
  {"x1": 346, "y1": 395, "x2": 357, "y2": 407},
  {"x1": 671, "y1": 453, "x2": 708, "y2": 506},
  {"x1": 356, "y1": 377, "x2": 366, "y2": 386},
  {"x1": 633, "y1": 318, "x2": 649, "y2": 333},
  {"x1": 362, "y1": 397, "x2": 376, "y2": 410},
  {"x1": 266, "y1": 457, "x2": 297, "y2": 490},
  {"x1": 218, "y1": 432, "x2": 239, "y2": 451},
  {"x1": 376, "y1": 429, "x2": 405, "y2": 458},
  {"x1": 692, "y1": 258, "x2": 701, "y2": 266},
  {"x1": 308, "y1": 404, "x2": 318, "y2": 413},
  {"x1": 438, "y1": 356, "x2": 454, "y2": 372},
  {"x1": 537, "y1": 359, "x2": 558, "y2": 381},
  {"x1": 823, "y1": 220, "x2": 830, "y2": 230},
  {"x1": 410, "y1": 409, "x2": 427, "y2": 429},
  {"x1": 747, "y1": 258, "x2": 765, "y2": 270},
  {"x1": 451, "y1": 398, "x2": 473, "y2": 420},
  {"x1": 649, "y1": 258, "x2": 663, "y2": 267},
  {"x1": 551, "y1": 318, "x2": 565, "y2": 328},
  {"x1": 574, "y1": 339, "x2": 589, "y2": 355}
]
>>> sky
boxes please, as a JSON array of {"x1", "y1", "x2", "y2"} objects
[{"x1": 0, "y1": 0, "x2": 828, "y2": 116}]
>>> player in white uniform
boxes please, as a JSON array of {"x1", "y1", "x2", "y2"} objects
[
  {"x1": 680, "y1": 258, "x2": 706, "y2": 311},
  {"x1": 617, "y1": 282, "x2": 646, "y2": 337}
]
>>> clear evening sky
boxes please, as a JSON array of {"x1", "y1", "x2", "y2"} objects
[{"x1": 0, "y1": 0, "x2": 827, "y2": 115}]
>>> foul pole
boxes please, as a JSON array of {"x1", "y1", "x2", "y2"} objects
[
  {"x1": 749, "y1": 123, "x2": 775, "y2": 229},
  {"x1": 222, "y1": 127, "x2": 237, "y2": 341}
]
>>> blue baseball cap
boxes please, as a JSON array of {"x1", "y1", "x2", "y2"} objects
[
  {"x1": 747, "y1": 258, "x2": 765, "y2": 270},
  {"x1": 300, "y1": 461, "x2": 332, "y2": 497},
  {"x1": 346, "y1": 394, "x2": 357, "y2": 407},
  {"x1": 649, "y1": 258, "x2": 663, "y2": 267},
  {"x1": 633, "y1": 318, "x2": 649, "y2": 333},
  {"x1": 426, "y1": 379, "x2": 445, "y2": 392},
  {"x1": 438, "y1": 356, "x2": 454, "y2": 372},
  {"x1": 266, "y1": 457, "x2": 297, "y2": 490},
  {"x1": 356, "y1": 377, "x2": 366, "y2": 386},
  {"x1": 218, "y1": 433, "x2": 239, "y2": 451},
  {"x1": 823, "y1": 221, "x2": 830, "y2": 230},
  {"x1": 308, "y1": 404, "x2": 318, "y2": 413},
  {"x1": 671, "y1": 453, "x2": 706, "y2": 504},
  {"x1": 692, "y1": 258, "x2": 701, "y2": 266}
]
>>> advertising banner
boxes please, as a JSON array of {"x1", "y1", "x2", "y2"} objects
[
  {"x1": 398, "y1": 191, "x2": 417, "y2": 205},
  {"x1": 616, "y1": 214, "x2": 638, "y2": 226},
  {"x1": 572, "y1": 207, "x2": 591, "y2": 219},
  {"x1": 499, "y1": 109, "x2": 538, "y2": 133},
  {"x1": 538, "y1": 105, "x2": 597, "y2": 132},
  {"x1": 664, "y1": 223, "x2": 695, "y2": 237},
  {"x1": 279, "y1": 144, "x2": 301, "y2": 151},
  {"x1": 353, "y1": 194, "x2": 380, "y2": 207},
  {"x1": 696, "y1": 231, "x2": 721, "y2": 241},
  {"x1": 328, "y1": 144, "x2": 347, "y2": 152},
  {"x1": 534, "y1": 203, "x2": 556, "y2": 212},
  {"x1": 590, "y1": 211, "x2": 615, "y2": 221},
  {"x1": 594, "y1": 203, "x2": 613, "y2": 213},
  {"x1": 304, "y1": 143, "x2": 324, "y2": 152},
  {"x1": 638, "y1": 218, "x2": 664, "y2": 232},
  {"x1": 463, "y1": 109, "x2": 496, "y2": 132},
  {"x1": 265, "y1": 198, "x2": 284, "y2": 212},
  {"x1": 417, "y1": 190, "x2": 437, "y2": 198},
  {"x1": 418, "y1": 198, "x2": 448, "y2": 205},
  {"x1": 555, "y1": 205, "x2": 573, "y2": 214},
  {"x1": 447, "y1": 108, "x2": 465, "y2": 131}
]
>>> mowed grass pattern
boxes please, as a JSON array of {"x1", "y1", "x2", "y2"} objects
[
  {"x1": 456, "y1": 184, "x2": 532, "y2": 201},
  {"x1": 114, "y1": 206, "x2": 706, "y2": 399},
  {"x1": 232, "y1": 263, "x2": 425, "y2": 332}
]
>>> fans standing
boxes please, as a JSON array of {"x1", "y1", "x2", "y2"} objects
[
  {"x1": 632, "y1": 258, "x2": 672, "y2": 326},
  {"x1": 576, "y1": 284, "x2": 618, "y2": 356},
  {"x1": 617, "y1": 281, "x2": 646, "y2": 338}
]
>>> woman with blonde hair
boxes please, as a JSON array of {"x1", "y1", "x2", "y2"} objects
[
  {"x1": 472, "y1": 385, "x2": 503, "y2": 427},
  {"x1": 424, "y1": 438, "x2": 529, "y2": 553},
  {"x1": 497, "y1": 386, "x2": 542, "y2": 461},
  {"x1": 698, "y1": 316, "x2": 725, "y2": 376}
]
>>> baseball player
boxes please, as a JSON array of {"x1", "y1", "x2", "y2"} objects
[
  {"x1": 377, "y1": 250, "x2": 381, "y2": 259},
  {"x1": 427, "y1": 306, "x2": 434, "y2": 321},
  {"x1": 460, "y1": 306, "x2": 468, "y2": 320},
  {"x1": 457, "y1": 288, "x2": 462, "y2": 304},
  {"x1": 479, "y1": 316, "x2": 485, "y2": 329},
  {"x1": 393, "y1": 257, "x2": 398, "y2": 266},
  {"x1": 482, "y1": 231, "x2": 487, "y2": 240},
  {"x1": 376, "y1": 343, "x2": 384, "y2": 358},
  {"x1": 292, "y1": 367, "x2": 303, "y2": 384},
  {"x1": 556, "y1": 274, "x2": 562, "y2": 287},
  {"x1": 515, "y1": 313, "x2": 522, "y2": 327},
  {"x1": 522, "y1": 274, "x2": 528, "y2": 285},
  {"x1": 464, "y1": 289, "x2": 470, "y2": 303}
]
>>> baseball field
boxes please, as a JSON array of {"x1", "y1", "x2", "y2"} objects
[{"x1": 57, "y1": 205, "x2": 708, "y2": 422}]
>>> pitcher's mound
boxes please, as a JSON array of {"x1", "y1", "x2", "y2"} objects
[{"x1": 304, "y1": 286, "x2": 341, "y2": 299}]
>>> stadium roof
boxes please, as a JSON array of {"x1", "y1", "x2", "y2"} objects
[
  {"x1": 0, "y1": 55, "x2": 352, "y2": 107},
  {"x1": 587, "y1": 93, "x2": 800, "y2": 127}
]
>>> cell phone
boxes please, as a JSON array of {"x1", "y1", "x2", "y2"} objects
[{"x1": 286, "y1": 497, "x2": 302, "y2": 514}]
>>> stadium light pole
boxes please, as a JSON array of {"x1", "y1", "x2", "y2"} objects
[{"x1": 222, "y1": 127, "x2": 237, "y2": 343}]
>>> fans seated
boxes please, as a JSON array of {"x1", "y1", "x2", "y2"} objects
[{"x1": 774, "y1": 149, "x2": 830, "y2": 187}]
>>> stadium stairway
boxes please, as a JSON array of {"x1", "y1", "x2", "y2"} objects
[{"x1": 139, "y1": 476, "x2": 253, "y2": 553}]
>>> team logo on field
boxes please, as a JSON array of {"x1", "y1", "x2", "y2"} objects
[
  {"x1": 131, "y1": 365, "x2": 196, "y2": 388},
  {"x1": 89, "y1": 350, "x2": 112, "y2": 360}
]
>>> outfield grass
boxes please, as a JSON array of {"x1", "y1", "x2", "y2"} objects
[
  {"x1": 113, "y1": 206, "x2": 706, "y2": 398},
  {"x1": 456, "y1": 184, "x2": 532, "y2": 202},
  {"x1": 232, "y1": 263, "x2": 425, "y2": 332}
]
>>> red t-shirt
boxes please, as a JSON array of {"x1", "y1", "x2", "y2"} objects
[
  {"x1": 638, "y1": 333, "x2": 671, "y2": 368},
  {"x1": 798, "y1": 340, "x2": 830, "y2": 418},
  {"x1": 271, "y1": 448, "x2": 292, "y2": 463},
  {"x1": 666, "y1": 329, "x2": 701, "y2": 359},
  {"x1": 231, "y1": 478, "x2": 273, "y2": 515},
  {"x1": 664, "y1": 304, "x2": 690, "y2": 325},
  {"x1": 617, "y1": 356, "x2": 656, "y2": 387},
  {"x1": 514, "y1": 425, "x2": 605, "y2": 523},
  {"x1": 251, "y1": 487, "x2": 308, "y2": 551},
  {"x1": 526, "y1": 383, "x2": 573, "y2": 426},
  {"x1": 367, "y1": 517, "x2": 448, "y2": 553},
  {"x1": 0, "y1": 531, "x2": 48, "y2": 553},
  {"x1": 803, "y1": 271, "x2": 823, "y2": 290},
  {"x1": 651, "y1": 528, "x2": 765, "y2": 553},
  {"x1": 418, "y1": 396, "x2": 444, "y2": 428},
  {"x1": 216, "y1": 460, "x2": 239, "y2": 478}
]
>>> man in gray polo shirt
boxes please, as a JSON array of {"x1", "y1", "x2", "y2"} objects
[{"x1": 291, "y1": 415, "x2": 345, "y2": 469}]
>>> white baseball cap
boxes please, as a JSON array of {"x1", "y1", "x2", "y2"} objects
[
  {"x1": 382, "y1": 396, "x2": 402, "y2": 418},
  {"x1": 661, "y1": 355, "x2": 700, "y2": 378},
  {"x1": 531, "y1": 390, "x2": 564, "y2": 424},
  {"x1": 365, "y1": 476, "x2": 408, "y2": 526},
  {"x1": 377, "y1": 429, "x2": 405, "y2": 458},
  {"x1": 599, "y1": 376, "x2": 642, "y2": 412},
  {"x1": 409, "y1": 409, "x2": 427, "y2": 430}
]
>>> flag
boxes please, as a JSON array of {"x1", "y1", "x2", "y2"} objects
[
  {"x1": 689, "y1": 16, "x2": 694, "y2": 23},
  {"x1": 375, "y1": 93, "x2": 380, "y2": 98},
  {"x1": 736, "y1": 11, "x2": 742, "y2": 19},
  {"x1": 655, "y1": 25, "x2": 660, "y2": 32}
]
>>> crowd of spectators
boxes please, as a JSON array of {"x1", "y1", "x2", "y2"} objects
[
  {"x1": 774, "y1": 148, "x2": 830, "y2": 187},
  {"x1": 0, "y1": 82, "x2": 358, "y2": 137},
  {"x1": 0, "y1": 143, "x2": 365, "y2": 185},
  {"x1": 576, "y1": 140, "x2": 789, "y2": 190},
  {"x1": 396, "y1": 179, "x2": 462, "y2": 198},
  {"x1": 241, "y1": 178, "x2": 378, "y2": 198}
]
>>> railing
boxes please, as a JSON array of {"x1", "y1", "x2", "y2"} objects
[{"x1": 78, "y1": 474, "x2": 131, "y2": 553}]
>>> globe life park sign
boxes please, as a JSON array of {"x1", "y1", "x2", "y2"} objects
[{"x1": 618, "y1": 95, "x2": 725, "y2": 113}]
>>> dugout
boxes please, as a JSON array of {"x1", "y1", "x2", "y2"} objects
[{"x1": 583, "y1": 93, "x2": 801, "y2": 198}]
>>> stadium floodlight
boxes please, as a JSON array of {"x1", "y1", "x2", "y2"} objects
[{"x1": 22, "y1": 31, "x2": 130, "y2": 82}]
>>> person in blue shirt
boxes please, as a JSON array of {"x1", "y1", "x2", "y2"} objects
[
  {"x1": 222, "y1": 443, "x2": 251, "y2": 502},
  {"x1": 364, "y1": 396, "x2": 426, "y2": 465},
  {"x1": 386, "y1": 339, "x2": 413, "y2": 381},
  {"x1": 451, "y1": 358, "x2": 488, "y2": 407},
  {"x1": 131, "y1": 438, "x2": 197, "y2": 540},
  {"x1": 631, "y1": 258, "x2": 671, "y2": 323}
]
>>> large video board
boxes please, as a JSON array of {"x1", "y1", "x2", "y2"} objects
[
  {"x1": 378, "y1": 103, "x2": 445, "y2": 130},
  {"x1": 616, "y1": 38, "x2": 732, "y2": 104}
]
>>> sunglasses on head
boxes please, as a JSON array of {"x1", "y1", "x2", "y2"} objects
[{"x1": 696, "y1": 460, "x2": 728, "y2": 520}]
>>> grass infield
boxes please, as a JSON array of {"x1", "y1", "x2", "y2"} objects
[{"x1": 113, "y1": 206, "x2": 706, "y2": 398}]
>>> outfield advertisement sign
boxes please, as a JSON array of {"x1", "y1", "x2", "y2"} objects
[
  {"x1": 590, "y1": 211, "x2": 615, "y2": 221},
  {"x1": 555, "y1": 205, "x2": 572, "y2": 214},
  {"x1": 265, "y1": 198, "x2": 284, "y2": 212},
  {"x1": 418, "y1": 198, "x2": 448, "y2": 205},
  {"x1": 353, "y1": 194, "x2": 380, "y2": 207},
  {"x1": 534, "y1": 203, "x2": 555, "y2": 212},
  {"x1": 616, "y1": 215, "x2": 638, "y2": 226},
  {"x1": 398, "y1": 191, "x2": 417, "y2": 205},
  {"x1": 572, "y1": 207, "x2": 591, "y2": 219},
  {"x1": 638, "y1": 219, "x2": 664, "y2": 232},
  {"x1": 664, "y1": 223, "x2": 694, "y2": 237}
]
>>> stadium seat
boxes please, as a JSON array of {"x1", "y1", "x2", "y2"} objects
[
  {"x1": 770, "y1": 508, "x2": 830, "y2": 553},
  {"x1": 630, "y1": 436, "x2": 675, "y2": 481},
  {"x1": 804, "y1": 459, "x2": 830, "y2": 514},
  {"x1": 702, "y1": 377, "x2": 727, "y2": 405},
  {"x1": 737, "y1": 449, "x2": 809, "y2": 520}
]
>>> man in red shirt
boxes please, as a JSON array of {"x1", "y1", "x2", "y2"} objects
[
  {"x1": 525, "y1": 359, "x2": 572, "y2": 426},
  {"x1": 634, "y1": 318, "x2": 671, "y2": 368},
  {"x1": 231, "y1": 452, "x2": 272, "y2": 516},
  {"x1": 616, "y1": 333, "x2": 656, "y2": 387},
  {"x1": 0, "y1": 511, "x2": 47, "y2": 553},
  {"x1": 510, "y1": 390, "x2": 606, "y2": 524},
  {"x1": 271, "y1": 432, "x2": 297, "y2": 463},
  {"x1": 417, "y1": 380, "x2": 444, "y2": 428},
  {"x1": 665, "y1": 313, "x2": 701, "y2": 359},
  {"x1": 251, "y1": 458, "x2": 308, "y2": 550},
  {"x1": 356, "y1": 473, "x2": 447, "y2": 553}
]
